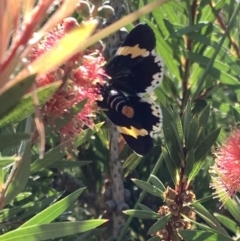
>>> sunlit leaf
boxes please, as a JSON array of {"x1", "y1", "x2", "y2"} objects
[
  {"x1": 179, "y1": 230, "x2": 232, "y2": 241},
  {"x1": 0, "y1": 75, "x2": 35, "y2": 117},
  {"x1": 0, "y1": 220, "x2": 108, "y2": 241},
  {"x1": 20, "y1": 188, "x2": 86, "y2": 227},
  {"x1": 0, "y1": 82, "x2": 61, "y2": 128}
]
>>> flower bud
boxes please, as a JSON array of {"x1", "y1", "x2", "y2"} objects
[
  {"x1": 98, "y1": 5, "x2": 115, "y2": 19},
  {"x1": 76, "y1": 1, "x2": 91, "y2": 18}
]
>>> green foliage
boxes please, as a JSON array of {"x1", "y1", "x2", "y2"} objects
[{"x1": 0, "y1": 0, "x2": 240, "y2": 241}]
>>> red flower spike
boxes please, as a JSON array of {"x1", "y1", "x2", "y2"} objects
[
  {"x1": 29, "y1": 17, "x2": 105, "y2": 144},
  {"x1": 210, "y1": 129, "x2": 240, "y2": 204}
]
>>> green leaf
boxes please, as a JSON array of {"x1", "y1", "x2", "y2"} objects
[
  {"x1": 214, "y1": 213, "x2": 237, "y2": 233},
  {"x1": 48, "y1": 160, "x2": 92, "y2": 169},
  {"x1": 172, "y1": 107, "x2": 184, "y2": 148},
  {"x1": 170, "y1": 22, "x2": 210, "y2": 37},
  {"x1": 186, "y1": 116, "x2": 199, "y2": 150},
  {"x1": 199, "y1": 0, "x2": 226, "y2": 23},
  {"x1": 123, "y1": 209, "x2": 160, "y2": 219},
  {"x1": 161, "y1": 104, "x2": 181, "y2": 168},
  {"x1": 20, "y1": 188, "x2": 86, "y2": 228},
  {"x1": 182, "y1": 100, "x2": 192, "y2": 143},
  {"x1": 132, "y1": 179, "x2": 163, "y2": 199},
  {"x1": 187, "y1": 156, "x2": 205, "y2": 184},
  {"x1": 0, "y1": 74, "x2": 36, "y2": 118},
  {"x1": 30, "y1": 145, "x2": 65, "y2": 174},
  {"x1": 195, "y1": 127, "x2": 221, "y2": 161},
  {"x1": 147, "y1": 214, "x2": 172, "y2": 235},
  {"x1": 75, "y1": 122, "x2": 104, "y2": 146},
  {"x1": 192, "y1": 202, "x2": 229, "y2": 236},
  {"x1": 138, "y1": 204, "x2": 154, "y2": 212},
  {"x1": 224, "y1": 198, "x2": 240, "y2": 223},
  {"x1": 150, "y1": 175, "x2": 166, "y2": 192},
  {"x1": 4, "y1": 143, "x2": 31, "y2": 206},
  {"x1": 179, "y1": 230, "x2": 232, "y2": 241},
  {"x1": 187, "y1": 52, "x2": 239, "y2": 85},
  {"x1": 0, "y1": 220, "x2": 107, "y2": 241},
  {"x1": 189, "y1": 34, "x2": 240, "y2": 76},
  {"x1": 0, "y1": 203, "x2": 34, "y2": 222},
  {"x1": 162, "y1": 147, "x2": 179, "y2": 186},
  {"x1": 0, "y1": 157, "x2": 20, "y2": 168},
  {"x1": 161, "y1": 1, "x2": 185, "y2": 24},
  {"x1": 0, "y1": 134, "x2": 30, "y2": 151},
  {"x1": 19, "y1": 194, "x2": 61, "y2": 221},
  {"x1": 30, "y1": 123, "x2": 103, "y2": 173},
  {"x1": 0, "y1": 82, "x2": 61, "y2": 128},
  {"x1": 123, "y1": 153, "x2": 142, "y2": 177},
  {"x1": 196, "y1": 105, "x2": 210, "y2": 143},
  {"x1": 184, "y1": 149, "x2": 195, "y2": 180},
  {"x1": 14, "y1": 192, "x2": 32, "y2": 202}
]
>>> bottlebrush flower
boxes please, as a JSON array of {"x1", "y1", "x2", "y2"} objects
[
  {"x1": 210, "y1": 129, "x2": 240, "y2": 204},
  {"x1": 29, "y1": 17, "x2": 105, "y2": 143}
]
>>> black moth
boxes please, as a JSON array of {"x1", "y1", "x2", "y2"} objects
[{"x1": 97, "y1": 23, "x2": 164, "y2": 156}]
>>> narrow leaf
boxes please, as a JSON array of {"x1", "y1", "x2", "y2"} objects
[
  {"x1": 162, "y1": 147, "x2": 179, "y2": 186},
  {"x1": 195, "y1": 128, "x2": 221, "y2": 161},
  {"x1": 138, "y1": 204, "x2": 154, "y2": 212},
  {"x1": 224, "y1": 198, "x2": 240, "y2": 223},
  {"x1": 123, "y1": 153, "x2": 142, "y2": 177},
  {"x1": 75, "y1": 122, "x2": 104, "y2": 146},
  {"x1": 30, "y1": 123, "x2": 103, "y2": 173},
  {"x1": 179, "y1": 230, "x2": 232, "y2": 241},
  {"x1": 49, "y1": 160, "x2": 92, "y2": 169},
  {"x1": 0, "y1": 157, "x2": 20, "y2": 168},
  {"x1": 214, "y1": 213, "x2": 237, "y2": 233},
  {"x1": 132, "y1": 179, "x2": 163, "y2": 198},
  {"x1": 186, "y1": 116, "x2": 199, "y2": 150},
  {"x1": 193, "y1": 202, "x2": 229, "y2": 236},
  {"x1": 0, "y1": 82, "x2": 61, "y2": 128},
  {"x1": 123, "y1": 209, "x2": 160, "y2": 219},
  {"x1": 147, "y1": 214, "x2": 172, "y2": 234},
  {"x1": 184, "y1": 149, "x2": 195, "y2": 180},
  {"x1": 170, "y1": 22, "x2": 209, "y2": 37},
  {"x1": 0, "y1": 74, "x2": 35, "y2": 117},
  {"x1": 182, "y1": 100, "x2": 192, "y2": 144},
  {"x1": 161, "y1": 104, "x2": 181, "y2": 168},
  {"x1": 0, "y1": 220, "x2": 107, "y2": 241},
  {"x1": 196, "y1": 105, "x2": 210, "y2": 143},
  {"x1": 187, "y1": 158, "x2": 205, "y2": 184},
  {"x1": 19, "y1": 194, "x2": 61, "y2": 221},
  {"x1": 4, "y1": 143, "x2": 31, "y2": 206},
  {"x1": 20, "y1": 188, "x2": 86, "y2": 228},
  {"x1": 150, "y1": 175, "x2": 166, "y2": 192}
]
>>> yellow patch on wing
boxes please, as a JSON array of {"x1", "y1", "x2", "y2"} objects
[
  {"x1": 117, "y1": 126, "x2": 148, "y2": 139},
  {"x1": 116, "y1": 45, "x2": 149, "y2": 58}
]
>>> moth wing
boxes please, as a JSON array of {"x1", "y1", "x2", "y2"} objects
[
  {"x1": 100, "y1": 90, "x2": 162, "y2": 156},
  {"x1": 106, "y1": 24, "x2": 163, "y2": 95}
]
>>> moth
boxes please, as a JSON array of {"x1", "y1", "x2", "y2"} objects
[{"x1": 97, "y1": 23, "x2": 164, "y2": 156}]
